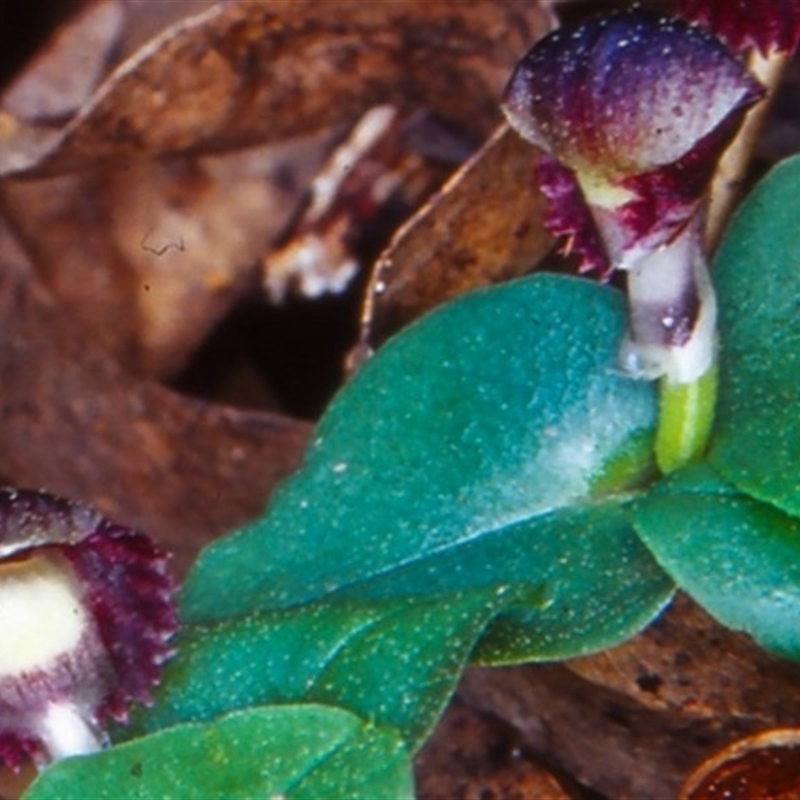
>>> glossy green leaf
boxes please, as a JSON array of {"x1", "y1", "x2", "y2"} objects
[
  {"x1": 136, "y1": 513, "x2": 671, "y2": 749},
  {"x1": 328, "y1": 499, "x2": 673, "y2": 664},
  {"x1": 132, "y1": 588, "x2": 511, "y2": 748},
  {"x1": 25, "y1": 705, "x2": 412, "y2": 800},
  {"x1": 131, "y1": 275, "x2": 672, "y2": 762},
  {"x1": 634, "y1": 463, "x2": 800, "y2": 660},
  {"x1": 710, "y1": 155, "x2": 800, "y2": 516},
  {"x1": 182, "y1": 274, "x2": 662, "y2": 624}
]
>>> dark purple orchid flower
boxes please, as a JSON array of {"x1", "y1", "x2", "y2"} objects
[
  {"x1": 0, "y1": 489, "x2": 177, "y2": 769},
  {"x1": 681, "y1": 0, "x2": 800, "y2": 55},
  {"x1": 502, "y1": 10, "x2": 764, "y2": 382}
]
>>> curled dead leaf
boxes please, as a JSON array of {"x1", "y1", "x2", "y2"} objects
[
  {"x1": 679, "y1": 729, "x2": 800, "y2": 800},
  {"x1": 0, "y1": 0, "x2": 554, "y2": 385},
  {"x1": 1, "y1": 0, "x2": 552, "y2": 178},
  {"x1": 360, "y1": 125, "x2": 554, "y2": 350}
]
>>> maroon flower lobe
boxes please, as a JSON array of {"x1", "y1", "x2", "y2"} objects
[
  {"x1": 681, "y1": 0, "x2": 800, "y2": 55},
  {"x1": 536, "y1": 154, "x2": 611, "y2": 276},
  {"x1": 502, "y1": 10, "x2": 764, "y2": 273},
  {"x1": 0, "y1": 489, "x2": 177, "y2": 768}
]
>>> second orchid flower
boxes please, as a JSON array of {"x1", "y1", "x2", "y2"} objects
[{"x1": 502, "y1": 10, "x2": 765, "y2": 471}]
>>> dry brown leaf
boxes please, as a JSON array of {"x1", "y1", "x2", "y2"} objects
[
  {"x1": 415, "y1": 697, "x2": 571, "y2": 800},
  {"x1": 0, "y1": 0, "x2": 218, "y2": 128},
  {"x1": 115, "y1": 0, "x2": 221, "y2": 64},
  {"x1": 1, "y1": 0, "x2": 123, "y2": 124},
  {"x1": 360, "y1": 125, "x2": 554, "y2": 348},
  {"x1": 0, "y1": 221, "x2": 310, "y2": 576},
  {"x1": 567, "y1": 593, "x2": 800, "y2": 722},
  {"x1": 460, "y1": 664, "x2": 751, "y2": 799},
  {"x1": 0, "y1": 138, "x2": 321, "y2": 377},
  {"x1": 459, "y1": 595, "x2": 800, "y2": 798},
  {"x1": 680, "y1": 729, "x2": 800, "y2": 800},
  {"x1": 0, "y1": 0, "x2": 552, "y2": 178},
  {"x1": 0, "y1": 0, "x2": 553, "y2": 382}
]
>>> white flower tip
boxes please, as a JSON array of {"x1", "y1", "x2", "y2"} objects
[
  {"x1": 36, "y1": 702, "x2": 105, "y2": 763},
  {"x1": 620, "y1": 289, "x2": 717, "y2": 385}
]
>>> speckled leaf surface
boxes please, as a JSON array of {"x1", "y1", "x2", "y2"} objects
[
  {"x1": 24, "y1": 705, "x2": 412, "y2": 800},
  {"x1": 328, "y1": 499, "x2": 673, "y2": 664},
  {"x1": 634, "y1": 465, "x2": 800, "y2": 661},
  {"x1": 131, "y1": 588, "x2": 510, "y2": 749},
  {"x1": 147, "y1": 274, "x2": 673, "y2": 757},
  {"x1": 138, "y1": 541, "x2": 670, "y2": 755},
  {"x1": 710, "y1": 155, "x2": 800, "y2": 517},
  {"x1": 182, "y1": 274, "x2": 665, "y2": 625}
]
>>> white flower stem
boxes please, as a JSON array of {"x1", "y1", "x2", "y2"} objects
[
  {"x1": 37, "y1": 702, "x2": 105, "y2": 764},
  {"x1": 617, "y1": 217, "x2": 718, "y2": 473},
  {"x1": 620, "y1": 218, "x2": 716, "y2": 385}
]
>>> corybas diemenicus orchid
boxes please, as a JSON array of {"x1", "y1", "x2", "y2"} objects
[
  {"x1": 502, "y1": 10, "x2": 764, "y2": 472},
  {"x1": 0, "y1": 489, "x2": 177, "y2": 770}
]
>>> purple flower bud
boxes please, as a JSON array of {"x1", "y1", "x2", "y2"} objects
[
  {"x1": 0, "y1": 489, "x2": 177, "y2": 769},
  {"x1": 502, "y1": 10, "x2": 764, "y2": 383},
  {"x1": 502, "y1": 10, "x2": 764, "y2": 274},
  {"x1": 681, "y1": 0, "x2": 800, "y2": 55}
]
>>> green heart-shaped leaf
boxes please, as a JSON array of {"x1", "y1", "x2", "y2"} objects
[
  {"x1": 182, "y1": 275, "x2": 664, "y2": 626},
  {"x1": 634, "y1": 464, "x2": 800, "y2": 660},
  {"x1": 138, "y1": 510, "x2": 670, "y2": 749},
  {"x1": 710, "y1": 155, "x2": 800, "y2": 516},
  {"x1": 147, "y1": 274, "x2": 671, "y2": 757},
  {"x1": 25, "y1": 705, "x2": 411, "y2": 800}
]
